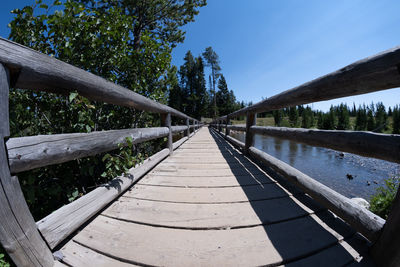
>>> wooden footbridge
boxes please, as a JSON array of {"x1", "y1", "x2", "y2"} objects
[{"x1": 1, "y1": 37, "x2": 400, "y2": 266}]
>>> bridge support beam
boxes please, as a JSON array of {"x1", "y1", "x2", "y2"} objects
[
  {"x1": 371, "y1": 189, "x2": 400, "y2": 267},
  {"x1": 225, "y1": 116, "x2": 230, "y2": 137},
  {"x1": 161, "y1": 113, "x2": 173, "y2": 155},
  {"x1": 245, "y1": 112, "x2": 256, "y2": 154},
  {"x1": 0, "y1": 64, "x2": 54, "y2": 267},
  {"x1": 186, "y1": 119, "x2": 190, "y2": 137}
]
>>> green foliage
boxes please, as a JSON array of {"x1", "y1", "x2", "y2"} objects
[
  {"x1": 273, "y1": 109, "x2": 283, "y2": 126},
  {"x1": 101, "y1": 137, "x2": 146, "y2": 179},
  {"x1": 216, "y1": 75, "x2": 238, "y2": 116},
  {"x1": 336, "y1": 103, "x2": 350, "y2": 130},
  {"x1": 392, "y1": 105, "x2": 400, "y2": 134},
  {"x1": 7, "y1": 0, "x2": 205, "y2": 221},
  {"x1": 0, "y1": 250, "x2": 11, "y2": 267},
  {"x1": 288, "y1": 106, "x2": 299, "y2": 127},
  {"x1": 301, "y1": 106, "x2": 314, "y2": 128},
  {"x1": 203, "y1": 46, "x2": 221, "y2": 118},
  {"x1": 355, "y1": 105, "x2": 367, "y2": 130},
  {"x1": 370, "y1": 176, "x2": 400, "y2": 219}
]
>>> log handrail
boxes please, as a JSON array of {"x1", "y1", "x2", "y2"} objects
[
  {"x1": 217, "y1": 124, "x2": 400, "y2": 163},
  {"x1": 0, "y1": 39, "x2": 203, "y2": 266},
  {"x1": 210, "y1": 44, "x2": 400, "y2": 266}
]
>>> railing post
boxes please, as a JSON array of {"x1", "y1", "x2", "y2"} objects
[
  {"x1": 161, "y1": 113, "x2": 173, "y2": 155},
  {"x1": 245, "y1": 112, "x2": 256, "y2": 153},
  {"x1": 218, "y1": 120, "x2": 222, "y2": 132},
  {"x1": 0, "y1": 64, "x2": 54, "y2": 266},
  {"x1": 371, "y1": 188, "x2": 400, "y2": 266},
  {"x1": 186, "y1": 118, "x2": 190, "y2": 137},
  {"x1": 225, "y1": 116, "x2": 230, "y2": 137}
]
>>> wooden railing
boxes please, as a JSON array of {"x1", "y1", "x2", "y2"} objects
[
  {"x1": 211, "y1": 45, "x2": 400, "y2": 266},
  {"x1": 0, "y1": 38, "x2": 202, "y2": 267}
]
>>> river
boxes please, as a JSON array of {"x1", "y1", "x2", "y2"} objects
[{"x1": 230, "y1": 132, "x2": 399, "y2": 200}]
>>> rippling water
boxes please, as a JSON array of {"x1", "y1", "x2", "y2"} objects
[{"x1": 230, "y1": 132, "x2": 400, "y2": 200}]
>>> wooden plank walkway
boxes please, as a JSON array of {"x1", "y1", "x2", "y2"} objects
[{"x1": 58, "y1": 127, "x2": 374, "y2": 266}]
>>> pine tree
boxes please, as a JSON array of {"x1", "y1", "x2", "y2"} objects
[
  {"x1": 203, "y1": 47, "x2": 221, "y2": 118},
  {"x1": 355, "y1": 105, "x2": 367, "y2": 130},
  {"x1": 288, "y1": 106, "x2": 299, "y2": 127},
  {"x1": 317, "y1": 112, "x2": 324, "y2": 129},
  {"x1": 367, "y1": 109, "x2": 375, "y2": 131},
  {"x1": 374, "y1": 102, "x2": 387, "y2": 132},
  {"x1": 392, "y1": 105, "x2": 400, "y2": 134},
  {"x1": 337, "y1": 103, "x2": 350, "y2": 130},
  {"x1": 273, "y1": 109, "x2": 283, "y2": 126},
  {"x1": 216, "y1": 75, "x2": 237, "y2": 115},
  {"x1": 301, "y1": 106, "x2": 314, "y2": 128}
]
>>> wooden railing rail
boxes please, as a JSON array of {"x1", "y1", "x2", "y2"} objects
[
  {"x1": 218, "y1": 124, "x2": 400, "y2": 164},
  {"x1": 0, "y1": 38, "x2": 203, "y2": 266},
  {"x1": 211, "y1": 45, "x2": 400, "y2": 266}
]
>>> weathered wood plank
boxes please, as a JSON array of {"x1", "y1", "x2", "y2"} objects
[
  {"x1": 0, "y1": 64, "x2": 9, "y2": 136},
  {"x1": 37, "y1": 148, "x2": 170, "y2": 249},
  {"x1": 284, "y1": 235, "x2": 370, "y2": 267},
  {"x1": 61, "y1": 241, "x2": 136, "y2": 267},
  {"x1": 36, "y1": 133, "x2": 197, "y2": 249},
  {"x1": 124, "y1": 182, "x2": 295, "y2": 203},
  {"x1": 69, "y1": 213, "x2": 355, "y2": 266},
  {"x1": 0, "y1": 64, "x2": 54, "y2": 267},
  {"x1": 102, "y1": 194, "x2": 324, "y2": 229},
  {"x1": 172, "y1": 136, "x2": 188, "y2": 150},
  {"x1": 138, "y1": 173, "x2": 275, "y2": 187},
  {"x1": 150, "y1": 167, "x2": 267, "y2": 177},
  {"x1": 248, "y1": 146, "x2": 385, "y2": 242},
  {"x1": 0, "y1": 38, "x2": 195, "y2": 120},
  {"x1": 7, "y1": 127, "x2": 169, "y2": 173},
  {"x1": 251, "y1": 125, "x2": 400, "y2": 163},
  {"x1": 226, "y1": 45, "x2": 400, "y2": 118}
]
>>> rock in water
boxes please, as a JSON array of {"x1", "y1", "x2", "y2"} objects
[{"x1": 351, "y1": 197, "x2": 370, "y2": 209}]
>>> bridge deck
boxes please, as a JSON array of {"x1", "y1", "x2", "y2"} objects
[{"x1": 58, "y1": 127, "x2": 373, "y2": 266}]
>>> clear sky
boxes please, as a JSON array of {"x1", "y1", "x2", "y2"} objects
[{"x1": 1, "y1": 0, "x2": 400, "y2": 111}]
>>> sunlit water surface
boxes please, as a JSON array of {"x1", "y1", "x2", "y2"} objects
[{"x1": 230, "y1": 132, "x2": 399, "y2": 200}]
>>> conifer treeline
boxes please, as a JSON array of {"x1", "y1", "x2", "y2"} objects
[
  {"x1": 272, "y1": 102, "x2": 400, "y2": 134},
  {"x1": 168, "y1": 47, "x2": 245, "y2": 119}
]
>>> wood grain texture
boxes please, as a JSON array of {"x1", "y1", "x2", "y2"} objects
[
  {"x1": 102, "y1": 194, "x2": 324, "y2": 229},
  {"x1": 248, "y1": 146, "x2": 385, "y2": 242},
  {"x1": 251, "y1": 125, "x2": 400, "y2": 163},
  {"x1": 61, "y1": 241, "x2": 137, "y2": 267},
  {"x1": 0, "y1": 64, "x2": 9, "y2": 136},
  {"x1": 68, "y1": 213, "x2": 355, "y2": 266},
  {"x1": 7, "y1": 127, "x2": 169, "y2": 173},
  {"x1": 123, "y1": 182, "x2": 294, "y2": 203},
  {"x1": 0, "y1": 38, "x2": 194, "y2": 120},
  {"x1": 138, "y1": 172, "x2": 275, "y2": 187},
  {"x1": 36, "y1": 133, "x2": 197, "y2": 249},
  {"x1": 224, "y1": 44, "x2": 400, "y2": 118},
  {"x1": 0, "y1": 64, "x2": 54, "y2": 267},
  {"x1": 37, "y1": 148, "x2": 170, "y2": 249}
]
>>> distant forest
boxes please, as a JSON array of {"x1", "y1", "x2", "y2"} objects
[
  {"x1": 168, "y1": 47, "x2": 247, "y2": 119},
  {"x1": 266, "y1": 102, "x2": 400, "y2": 134}
]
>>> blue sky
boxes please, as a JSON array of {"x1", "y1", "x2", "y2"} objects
[{"x1": 1, "y1": 0, "x2": 400, "y2": 111}]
